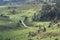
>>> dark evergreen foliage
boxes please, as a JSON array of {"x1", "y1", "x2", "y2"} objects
[
  {"x1": 32, "y1": 2, "x2": 60, "y2": 22},
  {"x1": 43, "y1": 27, "x2": 46, "y2": 32}
]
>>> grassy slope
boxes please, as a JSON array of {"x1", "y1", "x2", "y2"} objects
[
  {"x1": 0, "y1": 27, "x2": 38, "y2": 40},
  {"x1": 0, "y1": 22, "x2": 60, "y2": 40},
  {"x1": 0, "y1": 4, "x2": 60, "y2": 40},
  {"x1": 0, "y1": 4, "x2": 39, "y2": 40},
  {"x1": 0, "y1": 4, "x2": 42, "y2": 26}
]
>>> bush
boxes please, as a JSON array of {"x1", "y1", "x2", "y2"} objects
[{"x1": 55, "y1": 38, "x2": 59, "y2": 40}]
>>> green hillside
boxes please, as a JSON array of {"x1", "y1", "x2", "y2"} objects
[{"x1": 0, "y1": 2, "x2": 60, "y2": 40}]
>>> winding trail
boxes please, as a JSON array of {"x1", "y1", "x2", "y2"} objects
[{"x1": 21, "y1": 20, "x2": 28, "y2": 27}]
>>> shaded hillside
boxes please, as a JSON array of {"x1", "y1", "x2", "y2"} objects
[{"x1": 33, "y1": 2, "x2": 60, "y2": 22}]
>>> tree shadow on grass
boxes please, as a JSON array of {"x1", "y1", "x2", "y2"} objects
[{"x1": 0, "y1": 25, "x2": 27, "y2": 31}]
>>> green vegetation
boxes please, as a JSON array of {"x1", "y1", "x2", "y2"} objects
[{"x1": 0, "y1": 2, "x2": 60, "y2": 40}]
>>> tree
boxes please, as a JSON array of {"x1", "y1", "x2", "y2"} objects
[
  {"x1": 43, "y1": 27, "x2": 46, "y2": 32},
  {"x1": 10, "y1": 9, "x2": 17, "y2": 14},
  {"x1": 32, "y1": 13, "x2": 37, "y2": 21},
  {"x1": 24, "y1": 16, "x2": 28, "y2": 22}
]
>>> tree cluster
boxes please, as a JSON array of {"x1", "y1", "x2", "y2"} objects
[{"x1": 32, "y1": 2, "x2": 60, "y2": 22}]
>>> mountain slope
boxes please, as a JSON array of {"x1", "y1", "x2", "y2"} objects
[{"x1": 0, "y1": 0, "x2": 57, "y2": 5}]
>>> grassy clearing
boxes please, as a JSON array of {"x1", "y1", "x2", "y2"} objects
[{"x1": 0, "y1": 27, "x2": 38, "y2": 40}]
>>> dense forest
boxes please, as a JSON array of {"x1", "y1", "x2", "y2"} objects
[{"x1": 33, "y1": 0, "x2": 60, "y2": 22}]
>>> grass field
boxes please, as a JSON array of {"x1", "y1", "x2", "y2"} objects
[
  {"x1": 0, "y1": 22, "x2": 60, "y2": 40},
  {"x1": 0, "y1": 27, "x2": 38, "y2": 40}
]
